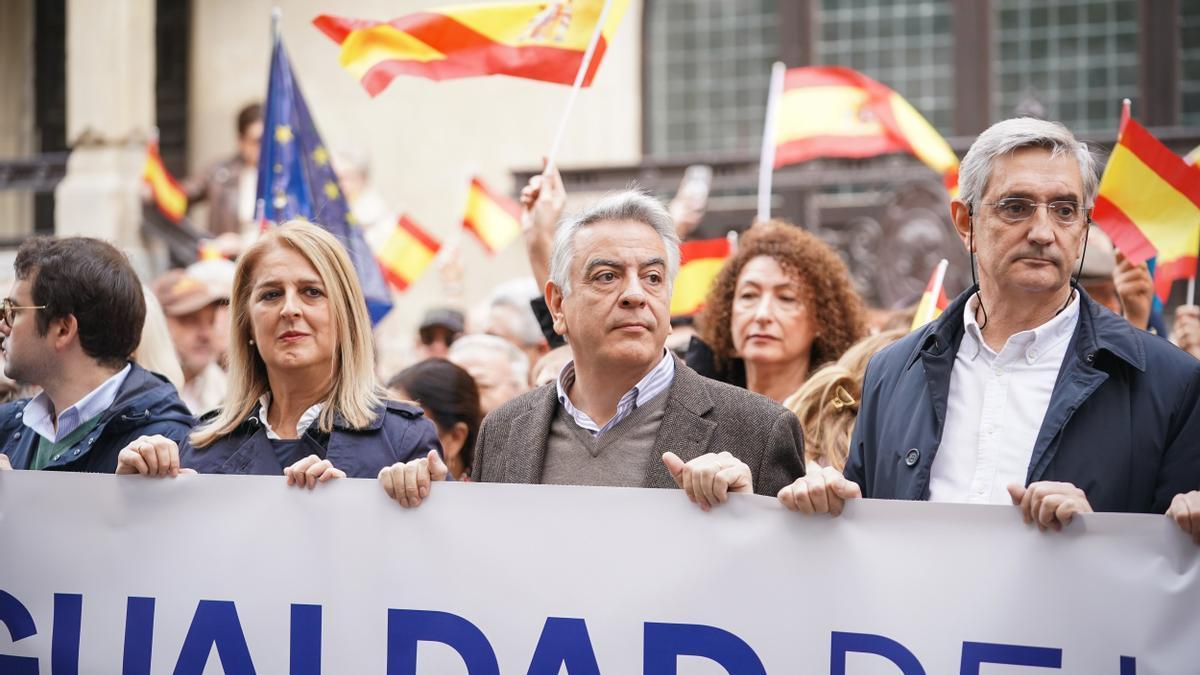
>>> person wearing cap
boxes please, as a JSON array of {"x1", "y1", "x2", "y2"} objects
[
  {"x1": 0, "y1": 237, "x2": 193, "y2": 473},
  {"x1": 415, "y1": 307, "x2": 464, "y2": 361},
  {"x1": 153, "y1": 269, "x2": 229, "y2": 416},
  {"x1": 780, "y1": 118, "x2": 1200, "y2": 533}
]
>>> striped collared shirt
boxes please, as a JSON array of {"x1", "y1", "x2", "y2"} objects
[
  {"x1": 23, "y1": 363, "x2": 131, "y2": 443},
  {"x1": 555, "y1": 351, "x2": 675, "y2": 437}
]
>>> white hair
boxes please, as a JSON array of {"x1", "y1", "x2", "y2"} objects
[
  {"x1": 548, "y1": 190, "x2": 680, "y2": 296},
  {"x1": 448, "y1": 333, "x2": 530, "y2": 387},
  {"x1": 959, "y1": 117, "x2": 1099, "y2": 209},
  {"x1": 487, "y1": 277, "x2": 545, "y2": 348}
]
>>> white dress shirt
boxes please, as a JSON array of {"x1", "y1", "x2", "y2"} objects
[
  {"x1": 256, "y1": 393, "x2": 325, "y2": 440},
  {"x1": 929, "y1": 293, "x2": 1080, "y2": 504}
]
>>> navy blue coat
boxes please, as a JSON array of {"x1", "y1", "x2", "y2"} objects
[
  {"x1": 180, "y1": 399, "x2": 441, "y2": 477},
  {"x1": 0, "y1": 363, "x2": 194, "y2": 473},
  {"x1": 845, "y1": 285, "x2": 1200, "y2": 514}
]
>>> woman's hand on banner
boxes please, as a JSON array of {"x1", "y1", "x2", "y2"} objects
[
  {"x1": 284, "y1": 454, "x2": 346, "y2": 489},
  {"x1": 777, "y1": 466, "x2": 861, "y2": 516},
  {"x1": 662, "y1": 451, "x2": 752, "y2": 512},
  {"x1": 378, "y1": 449, "x2": 448, "y2": 508},
  {"x1": 115, "y1": 435, "x2": 194, "y2": 477}
]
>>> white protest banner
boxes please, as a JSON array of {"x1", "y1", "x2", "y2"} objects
[{"x1": 1, "y1": 471, "x2": 1197, "y2": 674}]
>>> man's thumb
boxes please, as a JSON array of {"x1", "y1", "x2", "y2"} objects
[
  {"x1": 661, "y1": 452, "x2": 684, "y2": 481},
  {"x1": 1006, "y1": 483, "x2": 1025, "y2": 505}
]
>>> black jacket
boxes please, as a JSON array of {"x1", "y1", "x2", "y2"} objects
[
  {"x1": 0, "y1": 363, "x2": 194, "y2": 473},
  {"x1": 846, "y1": 285, "x2": 1200, "y2": 513}
]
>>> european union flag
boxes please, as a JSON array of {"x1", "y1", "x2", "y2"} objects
[{"x1": 255, "y1": 31, "x2": 392, "y2": 324}]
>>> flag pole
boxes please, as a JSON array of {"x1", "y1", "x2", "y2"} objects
[
  {"x1": 757, "y1": 62, "x2": 785, "y2": 223},
  {"x1": 545, "y1": 0, "x2": 616, "y2": 169}
]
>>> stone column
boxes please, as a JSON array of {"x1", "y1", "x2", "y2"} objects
[
  {"x1": 53, "y1": 0, "x2": 156, "y2": 272},
  {"x1": 0, "y1": 0, "x2": 35, "y2": 244}
]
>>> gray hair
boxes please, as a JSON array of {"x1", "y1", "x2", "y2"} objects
[
  {"x1": 548, "y1": 190, "x2": 680, "y2": 296},
  {"x1": 488, "y1": 277, "x2": 545, "y2": 348},
  {"x1": 448, "y1": 333, "x2": 530, "y2": 387},
  {"x1": 959, "y1": 117, "x2": 1100, "y2": 208}
]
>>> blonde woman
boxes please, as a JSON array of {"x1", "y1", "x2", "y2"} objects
[
  {"x1": 116, "y1": 221, "x2": 441, "y2": 486},
  {"x1": 782, "y1": 330, "x2": 905, "y2": 471}
]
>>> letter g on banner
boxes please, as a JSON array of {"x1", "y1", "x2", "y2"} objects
[{"x1": 0, "y1": 590, "x2": 38, "y2": 675}]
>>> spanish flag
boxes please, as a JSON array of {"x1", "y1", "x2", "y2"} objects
[
  {"x1": 376, "y1": 214, "x2": 442, "y2": 291},
  {"x1": 774, "y1": 67, "x2": 959, "y2": 195},
  {"x1": 463, "y1": 176, "x2": 522, "y2": 254},
  {"x1": 313, "y1": 0, "x2": 630, "y2": 97},
  {"x1": 910, "y1": 259, "x2": 950, "y2": 331},
  {"x1": 671, "y1": 238, "x2": 733, "y2": 318},
  {"x1": 1093, "y1": 109, "x2": 1200, "y2": 302},
  {"x1": 143, "y1": 140, "x2": 188, "y2": 223}
]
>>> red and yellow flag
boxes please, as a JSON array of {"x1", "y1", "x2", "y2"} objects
[
  {"x1": 313, "y1": 0, "x2": 630, "y2": 97},
  {"x1": 376, "y1": 214, "x2": 442, "y2": 291},
  {"x1": 670, "y1": 237, "x2": 733, "y2": 318},
  {"x1": 463, "y1": 176, "x2": 522, "y2": 254},
  {"x1": 910, "y1": 259, "x2": 950, "y2": 331},
  {"x1": 1093, "y1": 112, "x2": 1200, "y2": 301},
  {"x1": 774, "y1": 67, "x2": 959, "y2": 195},
  {"x1": 143, "y1": 140, "x2": 188, "y2": 223}
]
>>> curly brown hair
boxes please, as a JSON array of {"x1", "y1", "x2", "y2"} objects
[{"x1": 697, "y1": 219, "x2": 867, "y2": 374}]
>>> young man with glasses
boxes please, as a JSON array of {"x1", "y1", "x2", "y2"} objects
[
  {"x1": 0, "y1": 237, "x2": 193, "y2": 473},
  {"x1": 779, "y1": 118, "x2": 1200, "y2": 535}
]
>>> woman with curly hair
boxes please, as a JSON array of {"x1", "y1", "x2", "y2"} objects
[{"x1": 690, "y1": 219, "x2": 868, "y2": 402}]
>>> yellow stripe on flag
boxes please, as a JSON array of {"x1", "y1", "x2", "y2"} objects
[
  {"x1": 888, "y1": 93, "x2": 958, "y2": 176},
  {"x1": 443, "y1": 0, "x2": 628, "y2": 48},
  {"x1": 775, "y1": 86, "x2": 888, "y2": 145},
  {"x1": 340, "y1": 25, "x2": 446, "y2": 80},
  {"x1": 464, "y1": 182, "x2": 521, "y2": 253},
  {"x1": 1100, "y1": 144, "x2": 1200, "y2": 261},
  {"x1": 670, "y1": 258, "x2": 726, "y2": 316}
]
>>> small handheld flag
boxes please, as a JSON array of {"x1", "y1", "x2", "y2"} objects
[
  {"x1": 670, "y1": 237, "x2": 733, "y2": 318},
  {"x1": 772, "y1": 66, "x2": 959, "y2": 195},
  {"x1": 462, "y1": 176, "x2": 522, "y2": 254},
  {"x1": 1092, "y1": 100, "x2": 1200, "y2": 303},
  {"x1": 911, "y1": 259, "x2": 950, "y2": 331},
  {"x1": 143, "y1": 140, "x2": 188, "y2": 223},
  {"x1": 376, "y1": 214, "x2": 442, "y2": 291}
]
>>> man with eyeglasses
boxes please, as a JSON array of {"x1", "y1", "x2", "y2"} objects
[
  {"x1": 0, "y1": 237, "x2": 193, "y2": 473},
  {"x1": 779, "y1": 118, "x2": 1200, "y2": 536}
]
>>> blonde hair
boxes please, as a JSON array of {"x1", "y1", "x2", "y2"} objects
[
  {"x1": 783, "y1": 329, "x2": 906, "y2": 470},
  {"x1": 190, "y1": 221, "x2": 383, "y2": 447},
  {"x1": 134, "y1": 285, "x2": 185, "y2": 391}
]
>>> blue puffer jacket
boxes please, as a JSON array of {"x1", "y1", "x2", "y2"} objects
[
  {"x1": 846, "y1": 284, "x2": 1200, "y2": 513},
  {"x1": 0, "y1": 363, "x2": 195, "y2": 473},
  {"x1": 179, "y1": 399, "x2": 442, "y2": 477}
]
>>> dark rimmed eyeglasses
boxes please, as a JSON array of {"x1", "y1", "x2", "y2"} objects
[
  {"x1": 1, "y1": 298, "x2": 45, "y2": 325},
  {"x1": 980, "y1": 197, "x2": 1089, "y2": 227}
]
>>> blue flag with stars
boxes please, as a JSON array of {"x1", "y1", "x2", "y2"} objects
[{"x1": 255, "y1": 32, "x2": 392, "y2": 324}]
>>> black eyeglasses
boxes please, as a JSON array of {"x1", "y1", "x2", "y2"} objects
[
  {"x1": 980, "y1": 197, "x2": 1088, "y2": 227},
  {"x1": 1, "y1": 298, "x2": 45, "y2": 325}
]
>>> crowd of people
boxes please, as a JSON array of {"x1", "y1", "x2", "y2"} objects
[{"x1": 1, "y1": 116, "x2": 1199, "y2": 545}]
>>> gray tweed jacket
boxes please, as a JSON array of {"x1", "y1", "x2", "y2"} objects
[{"x1": 470, "y1": 357, "x2": 806, "y2": 496}]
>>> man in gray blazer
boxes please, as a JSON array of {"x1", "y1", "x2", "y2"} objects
[{"x1": 379, "y1": 190, "x2": 805, "y2": 509}]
